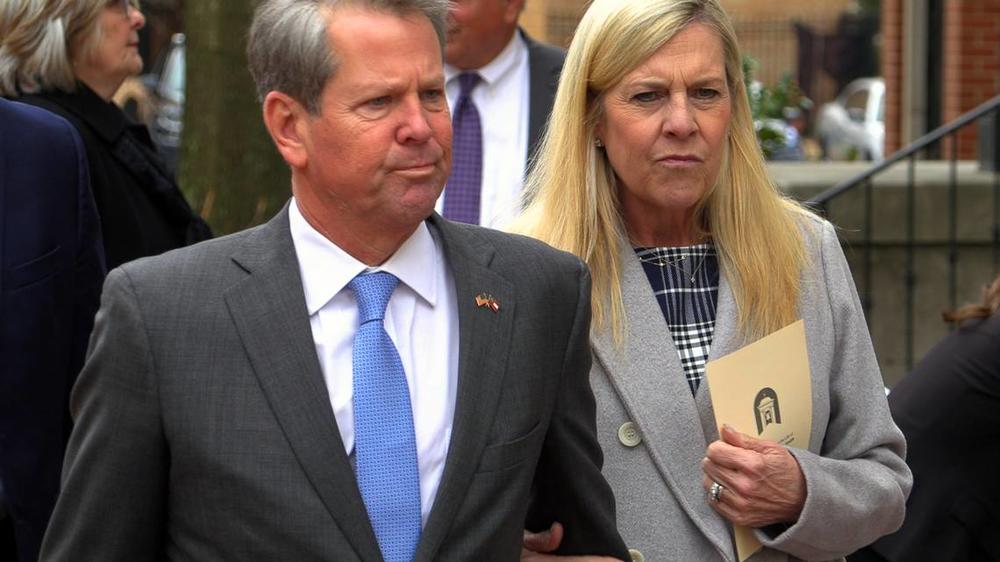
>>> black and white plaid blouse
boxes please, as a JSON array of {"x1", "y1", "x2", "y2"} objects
[{"x1": 634, "y1": 243, "x2": 719, "y2": 395}]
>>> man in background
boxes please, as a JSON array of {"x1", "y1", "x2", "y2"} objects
[
  {"x1": 439, "y1": 0, "x2": 565, "y2": 227},
  {"x1": 0, "y1": 98, "x2": 104, "y2": 562}
]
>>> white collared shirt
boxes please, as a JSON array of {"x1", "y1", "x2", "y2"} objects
[
  {"x1": 439, "y1": 31, "x2": 530, "y2": 229},
  {"x1": 288, "y1": 199, "x2": 459, "y2": 525}
]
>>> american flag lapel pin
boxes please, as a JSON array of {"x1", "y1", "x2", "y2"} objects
[{"x1": 475, "y1": 293, "x2": 500, "y2": 313}]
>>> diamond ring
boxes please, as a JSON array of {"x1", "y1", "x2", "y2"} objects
[{"x1": 709, "y1": 481, "x2": 725, "y2": 502}]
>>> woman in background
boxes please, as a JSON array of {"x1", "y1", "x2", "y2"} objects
[
  {"x1": 0, "y1": 0, "x2": 210, "y2": 269},
  {"x1": 852, "y1": 277, "x2": 1000, "y2": 562},
  {"x1": 516, "y1": 0, "x2": 910, "y2": 560}
]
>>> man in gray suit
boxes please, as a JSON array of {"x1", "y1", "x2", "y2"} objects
[
  {"x1": 437, "y1": 0, "x2": 565, "y2": 227},
  {"x1": 39, "y1": 1, "x2": 627, "y2": 561}
]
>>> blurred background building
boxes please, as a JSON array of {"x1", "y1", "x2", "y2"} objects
[
  {"x1": 882, "y1": 0, "x2": 1000, "y2": 158},
  {"x1": 130, "y1": 0, "x2": 1000, "y2": 166}
]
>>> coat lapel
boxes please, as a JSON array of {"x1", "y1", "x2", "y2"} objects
[
  {"x1": 695, "y1": 273, "x2": 740, "y2": 444},
  {"x1": 223, "y1": 206, "x2": 381, "y2": 562},
  {"x1": 591, "y1": 245, "x2": 732, "y2": 556},
  {"x1": 414, "y1": 215, "x2": 515, "y2": 561}
]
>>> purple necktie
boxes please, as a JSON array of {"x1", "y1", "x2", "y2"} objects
[{"x1": 443, "y1": 73, "x2": 482, "y2": 224}]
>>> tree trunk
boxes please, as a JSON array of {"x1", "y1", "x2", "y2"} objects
[{"x1": 180, "y1": 0, "x2": 289, "y2": 235}]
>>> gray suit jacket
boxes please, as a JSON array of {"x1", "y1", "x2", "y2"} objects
[
  {"x1": 40, "y1": 207, "x2": 628, "y2": 561},
  {"x1": 592, "y1": 215, "x2": 911, "y2": 561}
]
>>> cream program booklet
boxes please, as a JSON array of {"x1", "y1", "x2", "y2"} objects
[{"x1": 704, "y1": 319, "x2": 812, "y2": 562}]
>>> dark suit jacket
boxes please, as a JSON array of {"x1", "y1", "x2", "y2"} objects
[
  {"x1": 523, "y1": 29, "x2": 566, "y2": 168},
  {"x1": 866, "y1": 313, "x2": 1000, "y2": 561},
  {"x1": 17, "y1": 84, "x2": 211, "y2": 269},
  {"x1": 0, "y1": 98, "x2": 105, "y2": 562},
  {"x1": 40, "y1": 206, "x2": 628, "y2": 561}
]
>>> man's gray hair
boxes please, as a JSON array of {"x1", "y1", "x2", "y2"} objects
[{"x1": 247, "y1": 0, "x2": 449, "y2": 115}]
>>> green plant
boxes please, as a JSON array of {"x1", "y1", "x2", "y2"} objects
[
  {"x1": 744, "y1": 55, "x2": 806, "y2": 120},
  {"x1": 743, "y1": 55, "x2": 809, "y2": 159}
]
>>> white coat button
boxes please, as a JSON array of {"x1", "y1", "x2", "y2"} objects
[
  {"x1": 628, "y1": 548, "x2": 645, "y2": 562},
  {"x1": 618, "y1": 421, "x2": 641, "y2": 447}
]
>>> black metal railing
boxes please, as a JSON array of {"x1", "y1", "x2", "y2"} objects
[{"x1": 808, "y1": 94, "x2": 1000, "y2": 375}]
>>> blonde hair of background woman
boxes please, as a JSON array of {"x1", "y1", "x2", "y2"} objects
[
  {"x1": 513, "y1": 0, "x2": 810, "y2": 344},
  {"x1": 0, "y1": 0, "x2": 119, "y2": 97}
]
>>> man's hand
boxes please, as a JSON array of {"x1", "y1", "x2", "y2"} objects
[
  {"x1": 521, "y1": 522, "x2": 624, "y2": 561},
  {"x1": 701, "y1": 425, "x2": 807, "y2": 528}
]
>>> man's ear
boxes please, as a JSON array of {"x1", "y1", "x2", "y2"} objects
[
  {"x1": 504, "y1": 0, "x2": 525, "y2": 25},
  {"x1": 262, "y1": 91, "x2": 310, "y2": 169}
]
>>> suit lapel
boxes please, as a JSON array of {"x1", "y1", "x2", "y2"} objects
[
  {"x1": 591, "y1": 246, "x2": 732, "y2": 556},
  {"x1": 414, "y1": 215, "x2": 515, "y2": 561},
  {"x1": 523, "y1": 28, "x2": 564, "y2": 161},
  {"x1": 223, "y1": 206, "x2": 381, "y2": 562}
]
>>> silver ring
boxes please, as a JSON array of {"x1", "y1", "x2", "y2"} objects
[{"x1": 709, "y1": 481, "x2": 724, "y2": 502}]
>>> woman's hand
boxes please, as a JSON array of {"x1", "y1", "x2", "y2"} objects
[
  {"x1": 701, "y1": 425, "x2": 807, "y2": 528},
  {"x1": 521, "y1": 522, "x2": 624, "y2": 561}
]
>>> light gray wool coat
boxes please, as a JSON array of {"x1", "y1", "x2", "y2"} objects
[{"x1": 593, "y1": 214, "x2": 912, "y2": 562}]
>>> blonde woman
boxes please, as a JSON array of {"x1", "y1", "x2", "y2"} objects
[
  {"x1": 0, "y1": 0, "x2": 210, "y2": 269},
  {"x1": 516, "y1": 0, "x2": 910, "y2": 560}
]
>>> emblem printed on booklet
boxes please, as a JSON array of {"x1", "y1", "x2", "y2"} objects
[{"x1": 753, "y1": 387, "x2": 781, "y2": 435}]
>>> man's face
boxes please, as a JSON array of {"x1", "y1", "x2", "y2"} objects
[
  {"x1": 296, "y1": 7, "x2": 452, "y2": 245},
  {"x1": 445, "y1": 0, "x2": 522, "y2": 70}
]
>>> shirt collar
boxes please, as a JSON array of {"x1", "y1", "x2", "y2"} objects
[
  {"x1": 444, "y1": 30, "x2": 526, "y2": 89},
  {"x1": 289, "y1": 199, "x2": 439, "y2": 315}
]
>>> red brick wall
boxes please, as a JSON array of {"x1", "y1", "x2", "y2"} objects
[
  {"x1": 942, "y1": 0, "x2": 1000, "y2": 159},
  {"x1": 882, "y1": 0, "x2": 904, "y2": 155},
  {"x1": 883, "y1": 0, "x2": 1000, "y2": 159}
]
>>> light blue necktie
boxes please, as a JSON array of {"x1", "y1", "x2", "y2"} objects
[{"x1": 349, "y1": 272, "x2": 421, "y2": 562}]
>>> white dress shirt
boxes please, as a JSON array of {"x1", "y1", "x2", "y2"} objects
[
  {"x1": 288, "y1": 200, "x2": 459, "y2": 525},
  {"x1": 439, "y1": 31, "x2": 530, "y2": 229}
]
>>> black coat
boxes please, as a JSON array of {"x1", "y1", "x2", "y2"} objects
[
  {"x1": 868, "y1": 313, "x2": 1000, "y2": 561},
  {"x1": 18, "y1": 84, "x2": 210, "y2": 269}
]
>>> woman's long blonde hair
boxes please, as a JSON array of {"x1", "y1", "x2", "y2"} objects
[{"x1": 512, "y1": 0, "x2": 809, "y2": 344}]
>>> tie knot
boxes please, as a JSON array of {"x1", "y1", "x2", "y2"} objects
[
  {"x1": 457, "y1": 72, "x2": 480, "y2": 97},
  {"x1": 349, "y1": 272, "x2": 399, "y2": 324}
]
